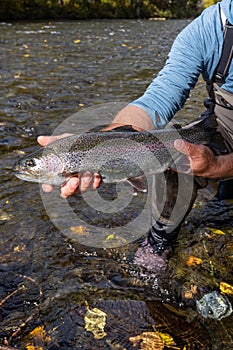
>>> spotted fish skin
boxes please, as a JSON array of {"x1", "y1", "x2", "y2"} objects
[{"x1": 13, "y1": 116, "x2": 224, "y2": 185}]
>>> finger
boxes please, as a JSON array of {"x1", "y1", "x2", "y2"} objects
[
  {"x1": 174, "y1": 139, "x2": 194, "y2": 156},
  {"x1": 92, "y1": 173, "x2": 102, "y2": 190},
  {"x1": 37, "y1": 136, "x2": 60, "y2": 147},
  {"x1": 60, "y1": 177, "x2": 79, "y2": 199},
  {"x1": 78, "y1": 172, "x2": 95, "y2": 193},
  {"x1": 37, "y1": 133, "x2": 72, "y2": 147},
  {"x1": 42, "y1": 184, "x2": 54, "y2": 192}
]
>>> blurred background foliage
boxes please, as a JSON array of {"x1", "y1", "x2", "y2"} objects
[{"x1": 0, "y1": 0, "x2": 219, "y2": 21}]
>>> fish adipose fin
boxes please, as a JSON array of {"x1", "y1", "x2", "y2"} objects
[{"x1": 183, "y1": 114, "x2": 228, "y2": 155}]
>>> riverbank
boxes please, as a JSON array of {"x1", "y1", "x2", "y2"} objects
[{"x1": 0, "y1": 0, "x2": 202, "y2": 21}]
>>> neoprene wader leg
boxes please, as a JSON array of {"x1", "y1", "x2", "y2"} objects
[{"x1": 148, "y1": 170, "x2": 206, "y2": 254}]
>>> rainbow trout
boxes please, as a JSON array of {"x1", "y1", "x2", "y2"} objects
[{"x1": 13, "y1": 117, "x2": 225, "y2": 189}]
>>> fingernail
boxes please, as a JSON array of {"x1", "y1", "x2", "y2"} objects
[
  {"x1": 70, "y1": 178, "x2": 78, "y2": 188},
  {"x1": 42, "y1": 184, "x2": 53, "y2": 192},
  {"x1": 175, "y1": 139, "x2": 183, "y2": 146}
]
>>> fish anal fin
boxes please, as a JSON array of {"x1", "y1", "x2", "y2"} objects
[{"x1": 127, "y1": 176, "x2": 147, "y2": 194}]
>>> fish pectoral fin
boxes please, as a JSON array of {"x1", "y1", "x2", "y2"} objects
[{"x1": 126, "y1": 176, "x2": 147, "y2": 193}]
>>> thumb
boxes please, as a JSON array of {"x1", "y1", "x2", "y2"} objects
[
  {"x1": 174, "y1": 139, "x2": 196, "y2": 156},
  {"x1": 37, "y1": 136, "x2": 52, "y2": 147},
  {"x1": 37, "y1": 133, "x2": 72, "y2": 147}
]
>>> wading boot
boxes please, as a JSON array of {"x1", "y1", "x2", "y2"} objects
[{"x1": 133, "y1": 220, "x2": 180, "y2": 277}]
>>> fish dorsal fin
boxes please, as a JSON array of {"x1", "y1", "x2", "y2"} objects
[
  {"x1": 87, "y1": 124, "x2": 138, "y2": 133},
  {"x1": 108, "y1": 125, "x2": 137, "y2": 132}
]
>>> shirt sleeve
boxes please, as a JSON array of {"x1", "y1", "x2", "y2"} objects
[{"x1": 129, "y1": 16, "x2": 206, "y2": 128}]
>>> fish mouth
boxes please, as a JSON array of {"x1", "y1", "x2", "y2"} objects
[
  {"x1": 14, "y1": 168, "x2": 41, "y2": 182},
  {"x1": 13, "y1": 165, "x2": 63, "y2": 185},
  {"x1": 14, "y1": 170, "x2": 55, "y2": 184},
  {"x1": 13, "y1": 163, "x2": 46, "y2": 182}
]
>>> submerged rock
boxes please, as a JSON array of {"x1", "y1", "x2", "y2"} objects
[{"x1": 196, "y1": 291, "x2": 232, "y2": 320}]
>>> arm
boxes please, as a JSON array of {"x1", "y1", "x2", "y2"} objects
[
  {"x1": 104, "y1": 105, "x2": 154, "y2": 131},
  {"x1": 129, "y1": 6, "x2": 222, "y2": 128}
]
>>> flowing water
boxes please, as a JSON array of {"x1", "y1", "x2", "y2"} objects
[{"x1": 0, "y1": 19, "x2": 233, "y2": 349}]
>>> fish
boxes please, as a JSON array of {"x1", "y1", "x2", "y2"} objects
[{"x1": 13, "y1": 115, "x2": 225, "y2": 190}]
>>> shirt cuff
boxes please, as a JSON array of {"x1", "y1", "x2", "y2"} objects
[{"x1": 129, "y1": 101, "x2": 167, "y2": 129}]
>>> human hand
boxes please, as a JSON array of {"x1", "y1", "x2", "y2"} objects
[
  {"x1": 37, "y1": 134, "x2": 102, "y2": 198},
  {"x1": 174, "y1": 139, "x2": 218, "y2": 178}
]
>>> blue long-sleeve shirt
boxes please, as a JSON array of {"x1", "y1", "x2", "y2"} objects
[{"x1": 130, "y1": 0, "x2": 233, "y2": 128}]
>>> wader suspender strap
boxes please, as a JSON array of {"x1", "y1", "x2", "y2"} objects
[{"x1": 214, "y1": 21, "x2": 233, "y2": 86}]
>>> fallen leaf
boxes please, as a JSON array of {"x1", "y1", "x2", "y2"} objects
[
  {"x1": 84, "y1": 307, "x2": 107, "y2": 339},
  {"x1": 220, "y1": 281, "x2": 233, "y2": 295},
  {"x1": 129, "y1": 332, "x2": 164, "y2": 349},
  {"x1": 186, "y1": 256, "x2": 203, "y2": 267},
  {"x1": 70, "y1": 226, "x2": 89, "y2": 236},
  {"x1": 105, "y1": 234, "x2": 115, "y2": 241},
  {"x1": 26, "y1": 325, "x2": 51, "y2": 350},
  {"x1": 156, "y1": 331, "x2": 176, "y2": 347},
  {"x1": 184, "y1": 291, "x2": 193, "y2": 299},
  {"x1": 208, "y1": 228, "x2": 225, "y2": 235}
]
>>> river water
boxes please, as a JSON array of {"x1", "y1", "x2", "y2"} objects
[{"x1": 0, "y1": 19, "x2": 233, "y2": 349}]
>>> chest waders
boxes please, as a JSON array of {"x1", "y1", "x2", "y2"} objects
[{"x1": 146, "y1": 20, "x2": 233, "y2": 255}]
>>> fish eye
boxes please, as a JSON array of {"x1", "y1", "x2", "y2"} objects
[{"x1": 23, "y1": 158, "x2": 36, "y2": 167}]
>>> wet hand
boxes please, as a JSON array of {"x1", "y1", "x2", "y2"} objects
[
  {"x1": 174, "y1": 139, "x2": 218, "y2": 178},
  {"x1": 37, "y1": 134, "x2": 102, "y2": 198}
]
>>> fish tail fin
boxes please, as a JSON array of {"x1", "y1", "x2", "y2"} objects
[
  {"x1": 184, "y1": 114, "x2": 228, "y2": 156},
  {"x1": 208, "y1": 130, "x2": 228, "y2": 156}
]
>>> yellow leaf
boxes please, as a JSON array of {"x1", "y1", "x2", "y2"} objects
[
  {"x1": 184, "y1": 291, "x2": 193, "y2": 299},
  {"x1": 14, "y1": 244, "x2": 25, "y2": 253},
  {"x1": 130, "y1": 332, "x2": 164, "y2": 350},
  {"x1": 208, "y1": 228, "x2": 225, "y2": 235},
  {"x1": 79, "y1": 103, "x2": 84, "y2": 107},
  {"x1": 28, "y1": 325, "x2": 48, "y2": 339},
  {"x1": 156, "y1": 331, "x2": 176, "y2": 346},
  {"x1": 183, "y1": 283, "x2": 198, "y2": 300},
  {"x1": 121, "y1": 43, "x2": 127, "y2": 47},
  {"x1": 220, "y1": 282, "x2": 233, "y2": 295},
  {"x1": 105, "y1": 234, "x2": 115, "y2": 241},
  {"x1": 24, "y1": 54, "x2": 30, "y2": 58},
  {"x1": 84, "y1": 307, "x2": 107, "y2": 339},
  {"x1": 74, "y1": 39, "x2": 81, "y2": 44},
  {"x1": 70, "y1": 225, "x2": 89, "y2": 236},
  {"x1": 26, "y1": 325, "x2": 51, "y2": 350},
  {"x1": 186, "y1": 256, "x2": 203, "y2": 267}
]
